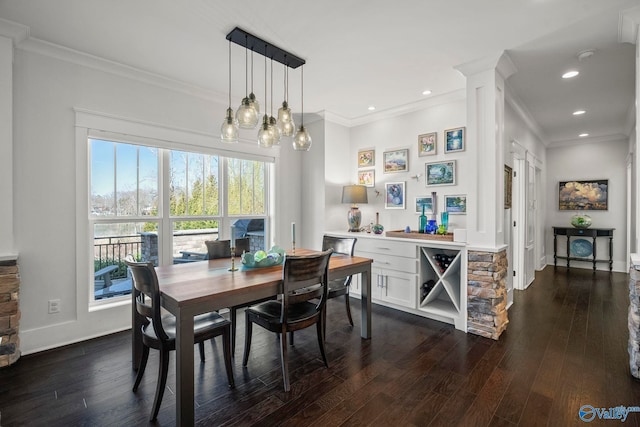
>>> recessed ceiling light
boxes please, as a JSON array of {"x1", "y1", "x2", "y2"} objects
[
  {"x1": 573, "y1": 110, "x2": 586, "y2": 116},
  {"x1": 422, "y1": 90, "x2": 432, "y2": 96},
  {"x1": 368, "y1": 106, "x2": 376, "y2": 111},
  {"x1": 579, "y1": 133, "x2": 589, "y2": 137},
  {"x1": 562, "y1": 70, "x2": 579, "y2": 79}
]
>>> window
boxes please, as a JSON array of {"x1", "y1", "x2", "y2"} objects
[{"x1": 89, "y1": 138, "x2": 269, "y2": 302}]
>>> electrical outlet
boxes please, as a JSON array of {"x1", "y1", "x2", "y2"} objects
[{"x1": 48, "y1": 299, "x2": 61, "y2": 314}]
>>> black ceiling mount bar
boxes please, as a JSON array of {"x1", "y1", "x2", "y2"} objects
[{"x1": 226, "y1": 27, "x2": 305, "y2": 69}]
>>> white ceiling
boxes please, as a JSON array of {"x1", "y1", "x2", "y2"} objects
[{"x1": 0, "y1": 0, "x2": 637, "y2": 146}]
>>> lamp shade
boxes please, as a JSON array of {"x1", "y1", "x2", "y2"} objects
[{"x1": 342, "y1": 185, "x2": 368, "y2": 205}]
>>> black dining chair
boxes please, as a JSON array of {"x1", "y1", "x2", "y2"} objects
[
  {"x1": 125, "y1": 259, "x2": 234, "y2": 421},
  {"x1": 242, "y1": 249, "x2": 333, "y2": 392},
  {"x1": 322, "y1": 235, "x2": 358, "y2": 327},
  {"x1": 205, "y1": 238, "x2": 270, "y2": 357}
]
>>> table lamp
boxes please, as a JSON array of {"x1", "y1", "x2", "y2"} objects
[{"x1": 342, "y1": 185, "x2": 368, "y2": 232}]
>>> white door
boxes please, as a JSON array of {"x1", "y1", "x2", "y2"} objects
[{"x1": 524, "y1": 157, "x2": 536, "y2": 288}]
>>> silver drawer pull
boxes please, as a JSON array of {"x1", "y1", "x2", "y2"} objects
[{"x1": 376, "y1": 247, "x2": 391, "y2": 250}]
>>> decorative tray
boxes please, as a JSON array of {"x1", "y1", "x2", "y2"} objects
[{"x1": 385, "y1": 230, "x2": 454, "y2": 241}]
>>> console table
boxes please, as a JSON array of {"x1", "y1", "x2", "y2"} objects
[{"x1": 553, "y1": 226, "x2": 614, "y2": 271}]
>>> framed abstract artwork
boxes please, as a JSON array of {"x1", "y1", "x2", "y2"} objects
[
  {"x1": 358, "y1": 169, "x2": 375, "y2": 187},
  {"x1": 425, "y1": 160, "x2": 456, "y2": 186},
  {"x1": 358, "y1": 149, "x2": 375, "y2": 168},
  {"x1": 385, "y1": 182, "x2": 406, "y2": 209},
  {"x1": 445, "y1": 195, "x2": 467, "y2": 214},
  {"x1": 383, "y1": 149, "x2": 409, "y2": 173},
  {"x1": 444, "y1": 127, "x2": 465, "y2": 153},
  {"x1": 558, "y1": 179, "x2": 608, "y2": 210},
  {"x1": 418, "y1": 132, "x2": 437, "y2": 157}
]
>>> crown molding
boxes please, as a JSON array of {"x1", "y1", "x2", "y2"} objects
[
  {"x1": 0, "y1": 18, "x2": 29, "y2": 44},
  {"x1": 17, "y1": 36, "x2": 227, "y2": 104},
  {"x1": 318, "y1": 110, "x2": 351, "y2": 127},
  {"x1": 619, "y1": 6, "x2": 640, "y2": 44},
  {"x1": 547, "y1": 133, "x2": 627, "y2": 149},
  {"x1": 504, "y1": 82, "x2": 549, "y2": 146}
]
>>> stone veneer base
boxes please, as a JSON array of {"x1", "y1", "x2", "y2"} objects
[
  {"x1": 0, "y1": 258, "x2": 20, "y2": 367},
  {"x1": 467, "y1": 250, "x2": 508, "y2": 340}
]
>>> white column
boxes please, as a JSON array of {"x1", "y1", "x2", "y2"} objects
[
  {"x1": 455, "y1": 53, "x2": 515, "y2": 249},
  {"x1": 0, "y1": 35, "x2": 14, "y2": 256}
]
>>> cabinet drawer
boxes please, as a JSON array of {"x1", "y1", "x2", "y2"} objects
[
  {"x1": 359, "y1": 250, "x2": 417, "y2": 274},
  {"x1": 356, "y1": 238, "x2": 417, "y2": 258}
]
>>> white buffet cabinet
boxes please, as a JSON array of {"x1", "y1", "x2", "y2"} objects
[{"x1": 327, "y1": 231, "x2": 468, "y2": 332}]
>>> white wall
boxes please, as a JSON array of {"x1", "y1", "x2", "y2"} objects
[
  {"x1": 545, "y1": 139, "x2": 628, "y2": 271},
  {"x1": 324, "y1": 119, "x2": 352, "y2": 234},
  {"x1": 346, "y1": 96, "x2": 468, "y2": 233},
  {"x1": 13, "y1": 44, "x2": 304, "y2": 354}
]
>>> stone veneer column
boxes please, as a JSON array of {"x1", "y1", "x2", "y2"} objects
[
  {"x1": 629, "y1": 266, "x2": 640, "y2": 379},
  {"x1": 0, "y1": 257, "x2": 20, "y2": 367},
  {"x1": 467, "y1": 250, "x2": 508, "y2": 340}
]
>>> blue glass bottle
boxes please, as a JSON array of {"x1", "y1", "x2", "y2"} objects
[
  {"x1": 425, "y1": 219, "x2": 437, "y2": 234},
  {"x1": 419, "y1": 204, "x2": 427, "y2": 233}
]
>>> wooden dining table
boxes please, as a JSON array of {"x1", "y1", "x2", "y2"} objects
[{"x1": 131, "y1": 248, "x2": 372, "y2": 426}]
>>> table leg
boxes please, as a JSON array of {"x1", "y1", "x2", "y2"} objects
[
  {"x1": 609, "y1": 236, "x2": 613, "y2": 272},
  {"x1": 175, "y1": 309, "x2": 195, "y2": 426},
  {"x1": 553, "y1": 233, "x2": 557, "y2": 267},
  {"x1": 360, "y1": 265, "x2": 372, "y2": 339},
  {"x1": 566, "y1": 236, "x2": 570, "y2": 268},
  {"x1": 592, "y1": 237, "x2": 597, "y2": 272}
]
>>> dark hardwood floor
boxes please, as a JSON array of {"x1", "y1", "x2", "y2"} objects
[{"x1": 1, "y1": 266, "x2": 639, "y2": 426}]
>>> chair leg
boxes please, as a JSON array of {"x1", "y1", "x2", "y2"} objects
[
  {"x1": 242, "y1": 314, "x2": 253, "y2": 367},
  {"x1": 316, "y1": 318, "x2": 329, "y2": 368},
  {"x1": 198, "y1": 341, "x2": 205, "y2": 362},
  {"x1": 150, "y1": 349, "x2": 170, "y2": 421},
  {"x1": 289, "y1": 330, "x2": 294, "y2": 346},
  {"x1": 132, "y1": 344, "x2": 150, "y2": 392},
  {"x1": 345, "y1": 294, "x2": 354, "y2": 326},
  {"x1": 221, "y1": 328, "x2": 235, "y2": 388},
  {"x1": 280, "y1": 328, "x2": 290, "y2": 392},
  {"x1": 230, "y1": 306, "x2": 237, "y2": 357}
]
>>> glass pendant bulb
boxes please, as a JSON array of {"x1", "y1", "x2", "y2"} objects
[
  {"x1": 248, "y1": 92, "x2": 260, "y2": 116},
  {"x1": 277, "y1": 101, "x2": 295, "y2": 137},
  {"x1": 221, "y1": 108, "x2": 239, "y2": 143},
  {"x1": 236, "y1": 97, "x2": 258, "y2": 129},
  {"x1": 269, "y1": 116, "x2": 281, "y2": 145},
  {"x1": 257, "y1": 115, "x2": 275, "y2": 148},
  {"x1": 292, "y1": 125, "x2": 312, "y2": 151}
]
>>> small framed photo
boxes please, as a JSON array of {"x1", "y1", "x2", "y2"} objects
[
  {"x1": 425, "y1": 160, "x2": 456, "y2": 186},
  {"x1": 445, "y1": 127, "x2": 465, "y2": 153},
  {"x1": 418, "y1": 132, "x2": 437, "y2": 157},
  {"x1": 414, "y1": 196, "x2": 433, "y2": 214},
  {"x1": 383, "y1": 149, "x2": 409, "y2": 173},
  {"x1": 385, "y1": 182, "x2": 406, "y2": 209},
  {"x1": 445, "y1": 195, "x2": 467, "y2": 214},
  {"x1": 358, "y1": 149, "x2": 375, "y2": 168},
  {"x1": 358, "y1": 169, "x2": 375, "y2": 187}
]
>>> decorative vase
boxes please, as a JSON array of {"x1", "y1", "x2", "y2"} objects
[
  {"x1": 373, "y1": 212, "x2": 384, "y2": 234},
  {"x1": 419, "y1": 204, "x2": 427, "y2": 234},
  {"x1": 571, "y1": 214, "x2": 592, "y2": 229},
  {"x1": 440, "y1": 211, "x2": 449, "y2": 232},
  {"x1": 431, "y1": 191, "x2": 438, "y2": 222},
  {"x1": 425, "y1": 219, "x2": 437, "y2": 234}
]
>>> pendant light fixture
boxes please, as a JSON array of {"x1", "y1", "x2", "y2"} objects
[
  {"x1": 268, "y1": 58, "x2": 281, "y2": 145},
  {"x1": 292, "y1": 65, "x2": 312, "y2": 151},
  {"x1": 236, "y1": 37, "x2": 259, "y2": 129},
  {"x1": 248, "y1": 49, "x2": 260, "y2": 117},
  {"x1": 257, "y1": 45, "x2": 276, "y2": 148},
  {"x1": 220, "y1": 40, "x2": 239, "y2": 143},
  {"x1": 277, "y1": 60, "x2": 295, "y2": 137}
]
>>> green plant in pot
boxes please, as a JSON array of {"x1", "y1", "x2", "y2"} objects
[{"x1": 571, "y1": 213, "x2": 592, "y2": 229}]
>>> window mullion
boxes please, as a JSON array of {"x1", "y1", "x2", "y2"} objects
[{"x1": 160, "y1": 149, "x2": 172, "y2": 266}]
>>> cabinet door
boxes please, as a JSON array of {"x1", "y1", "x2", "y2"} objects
[
  {"x1": 378, "y1": 269, "x2": 417, "y2": 309},
  {"x1": 349, "y1": 272, "x2": 362, "y2": 297}
]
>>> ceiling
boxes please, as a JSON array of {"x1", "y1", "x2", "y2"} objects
[{"x1": 0, "y1": 0, "x2": 637, "y2": 146}]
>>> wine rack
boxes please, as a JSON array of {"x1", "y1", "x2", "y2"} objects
[{"x1": 418, "y1": 245, "x2": 466, "y2": 330}]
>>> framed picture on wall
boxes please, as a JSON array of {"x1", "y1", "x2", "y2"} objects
[
  {"x1": 445, "y1": 195, "x2": 467, "y2": 214},
  {"x1": 444, "y1": 127, "x2": 465, "y2": 153},
  {"x1": 425, "y1": 160, "x2": 456, "y2": 186},
  {"x1": 383, "y1": 149, "x2": 409, "y2": 173},
  {"x1": 358, "y1": 149, "x2": 375, "y2": 168},
  {"x1": 385, "y1": 182, "x2": 406, "y2": 209},
  {"x1": 418, "y1": 132, "x2": 437, "y2": 157},
  {"x1": 414, "y1": 196, "x2": 433, "y2": 214},
  {"x1": 358, "y1": 169, "x2": 375, "y2": 187},
  {"x1": 558, "y1": 179, "x2": 608, "y2": 210}
]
